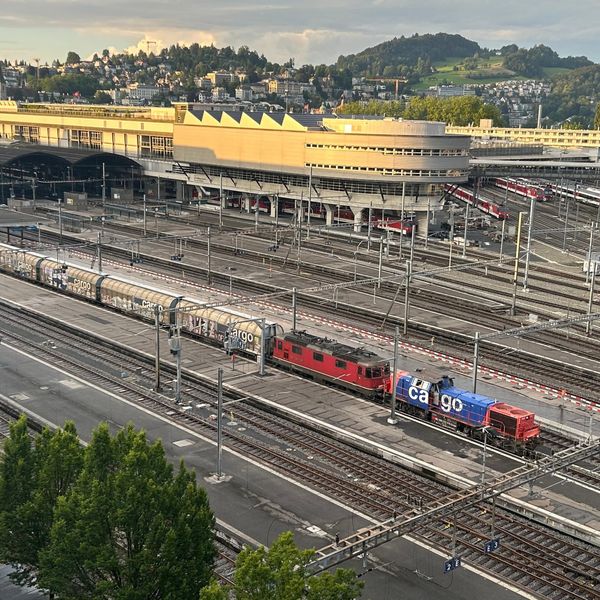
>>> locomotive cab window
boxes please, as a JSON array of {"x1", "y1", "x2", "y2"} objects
[
  {"x1": 291, "y1": 345, "x2": 302, "y2": 354},
  {"x1": 277, "y1": 341, "x2": 283, "y2": 350},
  {"x1": 335, "y1": 359, "x2": 347, "y2": 369},
  {"x1": 313, "y1": 352, "x2": 324, "y2": 362}
]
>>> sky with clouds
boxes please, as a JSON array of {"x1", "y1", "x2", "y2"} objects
[{"x1": 0, "y1": 0, "x2": 598, "y2": 65}]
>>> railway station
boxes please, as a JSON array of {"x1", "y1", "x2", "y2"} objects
[{"x1": 0, "y1": 101, "x2": 599, "y2": 599}]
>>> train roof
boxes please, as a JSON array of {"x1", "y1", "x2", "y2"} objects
[
  {"x1": 282, "y1": 330, "x2": 387, "y2": 365},
  {"x1": 444, "y1": 386, "x2": 497, "y2": 409},
  {"x1": 400, "y1": 367, "x2": 454, "y2": 385}
]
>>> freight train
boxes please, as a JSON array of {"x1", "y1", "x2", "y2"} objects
[{"x1": 0, "y1": 243, "x2": 540, "y2": 450}]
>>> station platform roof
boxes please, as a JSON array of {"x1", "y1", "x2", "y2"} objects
[{"x1": 0, "y1": 206, "x2": 51, "y2": 228}]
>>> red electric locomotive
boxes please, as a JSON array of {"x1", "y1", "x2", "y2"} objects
[{"x1": 271, "y1": 331, "x2": 390, "y2": 399}]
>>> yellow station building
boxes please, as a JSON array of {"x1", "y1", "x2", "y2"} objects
[{"x1": 0, "y1": 101, "x2": 471, "y2": 227}]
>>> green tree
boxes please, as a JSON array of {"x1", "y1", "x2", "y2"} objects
[
  {"x1": 0, "y1": 418, "x2": 84, "y2": 586},
  {"x1": 38, "y1": 423, "x2": 216, "y2": 599},
  {"x1": 93, "y1": 90, "x2": 112, "y2": 104},
  {"x1": 200, "y1": 531, "x2": 363, "y2": 600},
  {"x1": 65, "y1": 51, "x2": 81, "y2": 65},
  {"x1": 594, "y1": 103, "x2": 600, "y2": 129}
]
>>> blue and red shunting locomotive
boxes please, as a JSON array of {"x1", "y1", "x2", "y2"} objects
[{"x1": 385, "y1": 371, "x2": 540, "y2": 449}]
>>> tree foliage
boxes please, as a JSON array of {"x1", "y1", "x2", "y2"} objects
[
  {"x1": 39, "y1": 73, "x2": 99, "y2": 97},
  {"x1": 336, "y1": 33, "x2": 481, "y2": 78},
  {"x1": 0, "y1": 416, "x2": 83, "y2": 586},
  {"x1": 0, "y1": 419, "x2": 216, "y2": 599},
  {"x1": 337, "y1": 96, "x2": 503, "y2": 126},
  {"x1": 502, "y1": 44, "x2": 592, "y2": 77},
  {"x1": 200, "y1": 531, "x2": 363, "y2": 600},
  {"x1": 65, "y1": 51, "x2": 81, "y2": 65},
  {"x1": 38, "y1": 423, "x2": 216, "y2": 599},
  {"x1": 594, "y1": 103, "x2": 600, "y2": 129},
  {"x1": 544, "y1": 65, "x2": 600, "y2": 126}
]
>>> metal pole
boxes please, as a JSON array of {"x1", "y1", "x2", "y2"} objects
[
  {"x1": 499, "y1": 218, "x2": 506, "y2": 264},
  {"x1": 297, "y1": 193, "x2": 302, "y2": 268},
  {"x1": 586, "y1": 262, "x2": 596, "y2": 336},
  {"x1": 388, "y1": 325, "x2": 399, "y2": 425},
  {"x1": 255, "y1": 204, "x2": 259, "y2": 233},
  {"x1": 511, "y1": 212, "x2": 524, "y2": 316},
  {"x1": 292, "y1": 287, "x2": 297, "y2": 331},
  {"x1": 259, "y1": 319, "x2": 266, "y2": 376},
  {"x1": 207, "y1": 226, "x2": 212, "y2": 285},
  {"x1": 425, "y1": 198, "x2": 430, "y2": 249},
  {"x1": 409, "y1": 222, "x2": 415, "y2": 266},
  {"x1": 219, "y1": 172, "x2": 223, "y2": 230},
  {"x1": 481, "y1": 428, "x2": 488, "y2": 489},
  {"x1": 586, "y1": 222, "x2": 595, "y2": 285},
  {"x1": 472, "y1": 331, "x2": 480, "y2": 393},
  {"x1": 523, "y1": 196, "x2": 535, "y2": 291},
  {"x1": 448, "y1": 206, "x2": 454, "y2": 271},
  {"x1": 403, "y1": 259, "x2": 411, "y2": 335},
  {"x1": 101, "y1": 162, "x2": 106, "y2": 210},
  {"x1": 401, "y1": 181, "x2": 405, "y2": 223},
  {"x1": 175, "y1": 328, "x2": 182, "y2": 404},
  {"x1": 307, "y1": 165, "x2": 312, "y2": 239},
  {"x1": 97, "y1": 232, "x2": 102, "y2": 273},
  {"x1": 462, "y1": 203, "x2": 469, "y2": 258},
  {"x1": 574, "y1": 193, "x2": 580, "y2": 243},
  {"x1": 562, "y1": 195, "x2": 570, "y2": 252},
  {"x1": 217, "y1": 367, "x2": 223, "y2": 478},
  {"x1": 367, "y1": 203, "x2": 372, "y2": 251},
  {"x1": 274, "y1": 194, "x2": 279, "y2": 247},
  {"x1": 58, "y1": 199, "x2": 63, "y2": 244},
  {"x1": 377, "y1": 239, "x2": 383, "y2": 288},
  {"x1": 143, "y1": 193, "x2": 147, "y2": 236},
  {"x1": 154, "y1": 306, "x2": 161, "y2": 391}
]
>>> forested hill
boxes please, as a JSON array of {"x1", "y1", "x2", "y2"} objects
[
  {"x1": 543, "y1": 65, "x2": 600, "y2": 126},
  {"x1": 336, "y1": 33, "x2": 481, "y2": 77}
]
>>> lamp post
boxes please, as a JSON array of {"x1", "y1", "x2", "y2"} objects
[
  {"x1": 523, "y1": 196, "x2": 535, "y2": 291},
  {"x1": 472, "y1": 331, "x2": 481, "y2": 393},
  {"x1": 586, "y1": 261, "x2": 597, "y2": 337},
  {"x1": 481, "y1": 426, "x2": 492, "y2": 491},
  {"x1": 403, "y1": 259, "x2": 411, "y2": 335},
  {"x1": 387, "y1": 325, "x2": 399, "y2": 425},
  {"x1": 216, "y1": 367, "x2": 224, "y2": 479}
]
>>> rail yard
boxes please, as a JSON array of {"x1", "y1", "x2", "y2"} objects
[{"x1": 1, "y1": 177, "x2": 599, "y2": 600}]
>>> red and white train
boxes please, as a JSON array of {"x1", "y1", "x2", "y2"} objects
[
  {"x1": 494, "y1": 178, "x2": 550, "y2": 201},
  {"x1": 444, "y1": 184, "x2": 509, "y2": 220}
]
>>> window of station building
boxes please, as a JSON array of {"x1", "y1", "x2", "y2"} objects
[
  {"x1": 141, "y1": 135, "x2": 173, "y2": 158},
  {"x1": 335, "y1": 359, "x2": 347, "y2": 369},
  {"x1": 70, "y1": 129, "x2": 101, "y2": 149},
  {"x1": 313, "y1": 352, "x2": 324, "y2": 362},
  {"x1": 14, "y1": 125, "x2": 39, "y2": 143},
  {"x1": 291, "y1": 345, "x2": 302, "y2": 355}
]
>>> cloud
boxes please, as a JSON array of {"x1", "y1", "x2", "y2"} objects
[{"x1": 0, "y1": 0, "x2": 599, "y2": 64}]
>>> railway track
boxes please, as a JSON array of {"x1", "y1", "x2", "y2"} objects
[
  {"x1": 0, "y1": 300, "x2": 598, "y2": 598},
  {"x1": 20, "y1": 228, "x2": 600, "y2": 403}
]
